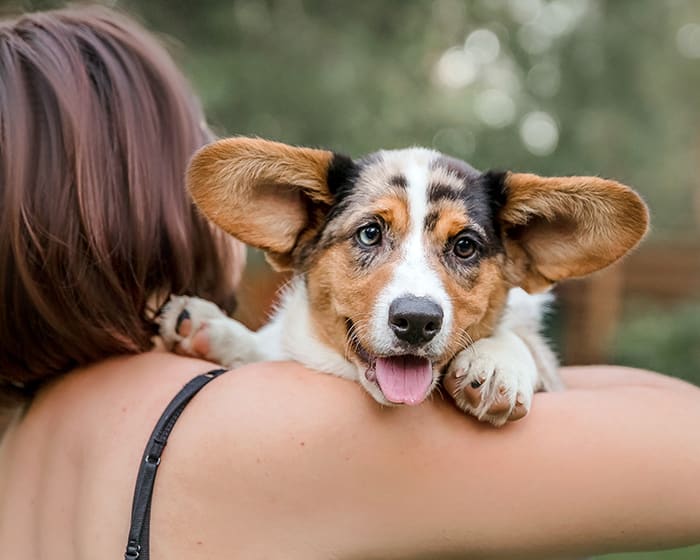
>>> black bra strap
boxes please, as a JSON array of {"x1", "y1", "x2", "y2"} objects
[{"x1": 125, "y1": 368, "x2": 228, "y2": 560}]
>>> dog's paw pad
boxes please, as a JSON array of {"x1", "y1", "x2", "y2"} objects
[
  {"x1": 158, "y1": 295, "x2": 226, "y2": 357},
  {"x1": 190, "y1": 327, "x2": 211, "y2": 356}
]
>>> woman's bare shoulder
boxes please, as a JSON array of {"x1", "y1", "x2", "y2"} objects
[
  {"x1": 151, "y1": 363, "x2": 700, "y2": 558},
  {"x1": 25, "y1": 356, "x2": 698, "y2": 558}
]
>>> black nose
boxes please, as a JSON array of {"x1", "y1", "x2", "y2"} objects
[{"x1": 388, "y1": 296, "x2": 443, "y2": 345}]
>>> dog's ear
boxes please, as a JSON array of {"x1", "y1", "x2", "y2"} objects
[
  {"x1": 490, "y1": 171, "x2": 649, "y2": 293},
  {"x1": 188, "y1": 137, "x2": 354, "y2": 270}
]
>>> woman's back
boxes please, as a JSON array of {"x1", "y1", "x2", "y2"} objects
[{"x1": 0, "y1": 353, "x2": 217, "y2": 559}]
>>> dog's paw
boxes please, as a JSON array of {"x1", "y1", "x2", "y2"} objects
[
  {"x1": 444, "y1": 332, "x2": 538, "y2": 427},
  {"x1": 158, "y1": 295, "x2": 261, "y2": 367},
  {"x1": 157, "y1": 295, "x2": 227, "y2": 358}
]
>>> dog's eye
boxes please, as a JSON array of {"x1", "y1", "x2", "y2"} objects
[
  {"x1": 356, "y1": 224, "x2": 382, "y2": 247},
  {"x1": 453, "y1": 235, "x2": 477, "y2": 259}
]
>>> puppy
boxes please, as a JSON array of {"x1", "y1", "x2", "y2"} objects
[{"x1": 159, "y1": 138, "x2": 648, "y2": 425}]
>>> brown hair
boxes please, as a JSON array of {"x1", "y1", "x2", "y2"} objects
[{"x1": 0, "y1": 6, "x2": 239, "y2": 412}]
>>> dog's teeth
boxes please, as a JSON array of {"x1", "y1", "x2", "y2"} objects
[{"x1": 516, "y1": 395, "x2": 525, "y2": 405}]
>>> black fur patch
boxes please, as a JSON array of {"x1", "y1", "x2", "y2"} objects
[
  {"x1": 428, "y1": 182, "x2": 462, "y2": 203},
  {"x1": 461, "y1": 171, "x2": 508, "y2": 255},
  {"x1": 482, "y1": 170, "x2": 508, "y2": 213},
  {"x1": 430, "y1": 161, "x2": 507, "y2": 257},
  {"x1": 327, "y1": 152, "x2": 359, "y2": 204},
  {"x1": 424, "y1": 210, "x2": 439, "y2": 232},
  {"x1": 389, "y1": 174, "x2": 407, "y2": 189},
  {"x1": 294, "y1": 153, "x2": 359, "y2": 269}
]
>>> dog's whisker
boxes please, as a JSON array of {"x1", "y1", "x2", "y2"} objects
[{"x1": 343, "y1": 320, "x2": 368, "y2": 362}]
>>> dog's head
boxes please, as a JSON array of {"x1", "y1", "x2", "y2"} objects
[{"x1": 188, "y1": 137, "x2": 648, "y2": 405}]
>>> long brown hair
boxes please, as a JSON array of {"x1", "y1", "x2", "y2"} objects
[{"x1": 0, "y1": 6, "x2": 238, "y2": 412}]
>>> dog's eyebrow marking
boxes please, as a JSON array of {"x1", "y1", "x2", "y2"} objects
[
  {"x1": 388, "y1": 174, "x2": 407, "y2": 189},
  {"x1": 428, "y1": 182, "x2": 462, "y2": 203},
  {"x1": 424, "y1": 210, "x2": 439, "y2": 232},
  {"x1": 468, "y1": 223, "x2": 487, "y2": 238}
]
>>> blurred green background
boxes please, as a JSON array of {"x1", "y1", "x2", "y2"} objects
[{"x1": 2, "y1": 1, "x2": 698, "y2": 558}]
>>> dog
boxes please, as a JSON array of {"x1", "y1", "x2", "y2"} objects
[{"x1": 159, "y1": 137, "x2": 648, "y2": 426}]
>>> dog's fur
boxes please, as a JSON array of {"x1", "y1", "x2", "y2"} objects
[{"x1": 159, "y1": 137, "x2": 649, "y2": 426}]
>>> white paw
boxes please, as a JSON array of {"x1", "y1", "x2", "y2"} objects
[
  {"x1": 157, "y1": 295, "x2": 260, "y2": 367},
  {"x1": 157, "y1": 295, "x2": 227, "y2": 356},
  {"x1": 445, "y1": 332, "x2": 539, "y2": 426}
]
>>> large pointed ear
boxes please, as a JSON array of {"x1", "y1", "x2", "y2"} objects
[
  {"x1": 187, "y1": 137, "x2": 353, "y2": 270},
  {"x1": 495, "y1": 172, "x2": 649, "y2": 293}
]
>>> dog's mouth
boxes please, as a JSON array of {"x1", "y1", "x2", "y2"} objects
[{"x1": 347, "y1": 320, "x2": 433, "y2": 406}]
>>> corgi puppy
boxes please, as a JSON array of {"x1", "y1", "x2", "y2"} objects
[{"x1": 159, "y1": 138, "x2": 648, "y2": 425}]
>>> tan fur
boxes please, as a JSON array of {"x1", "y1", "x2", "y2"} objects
[
  {"x1": 374, "y1": 195, "x2": 410, "y2": 236},
  {"x1": 306, "y1": 244, "x2": 399, "y2": 359},
  {"x1": 502, "y1": 172, "x2": 649, "y2": 292},
  {"x1": 304, "y1": 194, "x2": 410, "y2": 362},
  {"x1": 424, "y1": 202, "x2": 510, "y2": 362},
  {"x1": 187, "y1": 137, "x2": 334, "y2": 261},
  {"x1": 436, "y1": 256, "x2": 509, "y2": 363},
  {"x1": 430, "y1": 202, "x2": 470, "y2": 242},
  {"x1": 308, "y1": 203, "x2": 510, "y2": 370}
]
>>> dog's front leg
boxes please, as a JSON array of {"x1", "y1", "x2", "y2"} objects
[
  {"x1": 444, "y1": 289, "x2": 560, "y2": 426},
  {"x1": 158, "y1": 295, "x2": 268, "y2": 368}
]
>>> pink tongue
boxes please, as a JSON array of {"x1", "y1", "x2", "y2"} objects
[{"x1": 375, "y1": 355, "x2": 433, "y2": 406}]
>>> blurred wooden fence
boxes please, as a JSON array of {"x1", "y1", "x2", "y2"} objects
[{"x1": 558, "y1": 239, "x2": 700, "y2": 364}]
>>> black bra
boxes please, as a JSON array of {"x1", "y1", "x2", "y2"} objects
[{"x1": 124, "y1": 368, "x2": 228, "y2": 560}]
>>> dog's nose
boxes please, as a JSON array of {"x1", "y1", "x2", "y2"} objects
[{"x1": 388, "y1": 296, "x2": 443, "y2": 345}]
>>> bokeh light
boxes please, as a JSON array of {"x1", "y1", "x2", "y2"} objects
[
  {"x1": 475, "y1": 89, "x2": 516, "y2": 128},
  {"x1": 676, "y1": 23, "x2": 700, "y2": 59},
  {"x1": 434, "y1": 47, "x2": 478, "y2": 89},
  {"x1": 464, "y1": 28, "x2": 500, "y2": 65},
  {"x1": 519, "y1": 111, "x2": 559, "y2": 155}
]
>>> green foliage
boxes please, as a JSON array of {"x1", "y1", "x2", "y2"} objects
[
  {"x1": 612, "y1": 301, "x2": 700, "y2": 386},
  {"x1": 597, "y1": 544, "x2": 700, "y2": 560},
  {"x1": 3, "y1": 0, "x2": 699, "y2": 235}
]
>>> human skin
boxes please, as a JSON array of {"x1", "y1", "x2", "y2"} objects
[{"x1": 0, "y1": 352, "x2": 698, "y2": 559}]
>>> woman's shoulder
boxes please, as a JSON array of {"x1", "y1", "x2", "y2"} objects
[
  {"x1": 145, "y1": 362, "x2": 700, "y2": 559},
  {"x1": 9, "y1": 355, "x2": 700, "y2": 559},
  {"x1": 3, "y1": 352, "x2": 359, "y2": 558},
  {"x1": 24, "y1": 352, "x2": 344, "y2": 481}
]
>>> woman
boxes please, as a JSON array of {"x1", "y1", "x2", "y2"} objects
[{"x1": 0, "y1": 6, "x2": 698, "y2": 560}]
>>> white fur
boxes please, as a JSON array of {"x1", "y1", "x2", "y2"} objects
[
  {"x1": 447, "y1": 320, "x2": 540, "y2": 427},
  {"x1": 263, "y1": 279, "x2": 359, "y2": 381},
  {"x1": 445, "y1": 288, "x2": 558, "y2": 425},
  {"x1": 370, "y1": 149, "x2": 452, "y2": 356}
]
